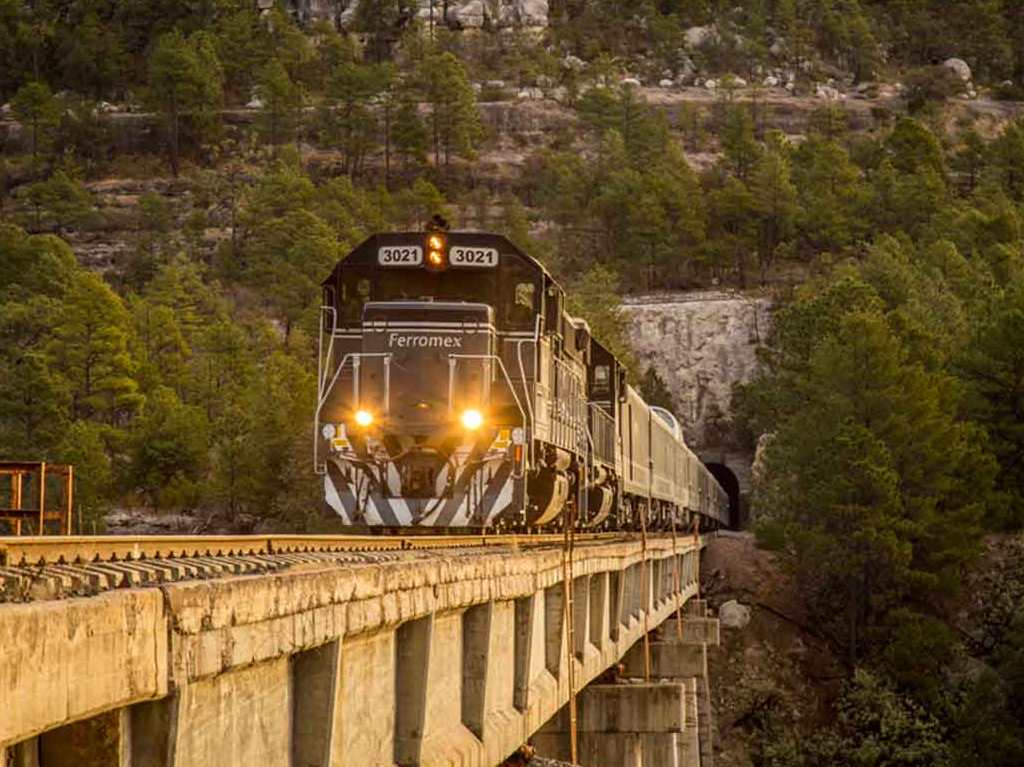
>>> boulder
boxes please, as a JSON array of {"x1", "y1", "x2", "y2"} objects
[
  {"x1": 674, "y1": 59, "x2": 697, "y2": 85},
  {"x1": 620, "y1": 77, "x2": 642, "y2": 89},
  {"x1": 339, "y1": 4, "x2": 358, "y2": 26},
  {"x1": 448, "y1": 0, "x2": 485, "y2": 27},
  {"x1": 815, "y1": 84, "x2": 842, "y2": 100},
  {"x1": 658, "y1": 78, "x2": 675, "y2": 88},
  {"x1": 719, "y1": 600, "x2": 751, "y2": 629},
  {"x1": 763, "y1": 75, "x2": 779, "y2": 88},
  {"x1": 684, "y1": 25, "x2": 715, "y2": 48},
  {"x1": 942, "y1": 57, "x2": 972, "y2": 83},
  {"x1": 704, "y1": 79, "x2": 718, "y2": 91},
  {"x1": 562, "y1": 54, "x2": 586, "y2": 72},
  {"x1": 517, "y1": 0, "x2": 549, "y2": 27},
  {"x1": 516, "y1": 86, "x2": 544, "y2": 100}
]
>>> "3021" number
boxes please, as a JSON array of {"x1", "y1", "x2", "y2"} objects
[
  {"x1": 378, "y1": 246, "x2": 423, "y2": 265},
  {"x1": 450, "y1": 246, "x2": 498, "y2": 267}
]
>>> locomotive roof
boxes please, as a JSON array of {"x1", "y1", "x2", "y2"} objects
[{"x1": 321, "y1": 231, "x2": 557, "y2": 287}]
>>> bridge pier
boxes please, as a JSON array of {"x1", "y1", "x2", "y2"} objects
[
  {"x1": 2, "y1": 537, "x2": 712, "y2": 767},
  {"x1": 534, "y1": 611, "x2": 721, "y2": 767}
]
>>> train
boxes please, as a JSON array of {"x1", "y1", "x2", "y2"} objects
[{"x1": 313, "y1": 229, "x2": 729, "y2": 531}]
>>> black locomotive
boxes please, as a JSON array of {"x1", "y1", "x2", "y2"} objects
[{"x1": 314, "y1": 230, "x2": 729, "y2": 530}]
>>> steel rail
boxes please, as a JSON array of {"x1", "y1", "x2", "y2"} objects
[{"x1": 0, "y1": 531, "x2": 702, "y2": 567}]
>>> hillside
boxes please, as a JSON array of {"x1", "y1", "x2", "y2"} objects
[{"x1": 2, "y1": 2, "x2": 1024, "y2": 763}]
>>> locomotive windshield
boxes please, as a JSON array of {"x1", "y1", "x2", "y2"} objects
[
  {"x1": 337, "y1": 269, "x2": 501, "y2": 324},
  {"x1": 333, "y1": 252, "x2": 542, "y2": 329}
]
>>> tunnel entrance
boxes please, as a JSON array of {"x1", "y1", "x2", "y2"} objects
[{"x1": 705, "y1": 463, "x2": 742, "y2": 529}]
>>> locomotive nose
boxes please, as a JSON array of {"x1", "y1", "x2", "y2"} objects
[{"x1": 356, "y1": 300, "x2": 495, "y2": 439}]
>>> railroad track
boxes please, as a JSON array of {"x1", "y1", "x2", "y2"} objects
[
  {"x1": 0, "y1": 531, "x2": 645, "y2": 567},
  {"x1": 1, "y1": 532, "x2": 695, "y2": 603}
]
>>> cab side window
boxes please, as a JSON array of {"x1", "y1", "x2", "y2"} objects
[{"x1": 506, "y1": 279, "x2": 538, "y2": 328}]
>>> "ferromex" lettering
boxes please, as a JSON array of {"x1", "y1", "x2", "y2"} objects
[{"x1": 387, "y1": 333, "x2": 464, "y2": 349}]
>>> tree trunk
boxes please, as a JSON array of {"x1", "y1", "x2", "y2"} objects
[
  {"x1": 169, "y1": 95, "x2": 180, "y2": 179},
  {"x1": 384, "y1": 104, "x2": 392, "y2": 188}
]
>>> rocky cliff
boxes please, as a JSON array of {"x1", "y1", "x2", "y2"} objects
[
  {"x1": 623, "y1": 292, "x2": 772, "y2": 491},
  {"x1": 282, "y1": 0, "x2": 549, "y2": 29}
]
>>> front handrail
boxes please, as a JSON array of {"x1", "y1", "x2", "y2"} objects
[{"x1": 317, "y1": 305, "x2": 338, "y2": 400}]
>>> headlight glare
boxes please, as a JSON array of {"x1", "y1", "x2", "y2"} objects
[{"x1": 460, "y1": 409, "x2": 484, "y2": 430}]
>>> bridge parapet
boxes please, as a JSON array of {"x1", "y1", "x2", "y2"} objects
[{"x1": 2, "y1": 535, "x2": 705, "y2": 766}]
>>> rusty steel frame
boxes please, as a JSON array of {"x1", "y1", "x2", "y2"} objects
[{"x1": 0, "y1": 462, "x2": 73, "y2": 537}]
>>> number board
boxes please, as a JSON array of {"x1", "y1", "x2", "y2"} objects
[
  {"x1": 378, "y1": 246, "x2": 423, "y2": 266},
  {"x1": 450, "y1": 246, "x2": 499, "y2": 268}
]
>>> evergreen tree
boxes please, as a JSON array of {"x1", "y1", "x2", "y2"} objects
[
  {"x1": 742, "y1": 280, "x2": 991, "y2": 662},
  {"x1": 959, "y1": 289, "x2": 1024, "y2": 528},
  {"x1": 19, "y1": 170, "x2": 96, "y2": 234},
  {"x1": 749, "y1": 134, "x2": 799, "y2": 283},
  {"x1": 320, "y1": 61, "x2": 384, "y2": 176},
  {"x1": 392, "y1": 97, "x2": 429, "y2": 172},
  {"x1": 49, "y1": 271, "x2": 143, "y2": 424},
  {"x1": 213, "y1": 6, "x2": 268, "y2": 102},
  {"x1": 256, "y1": 58, "x2": 304, "y2": 151},
  {"x1": 420, "y1": 51, "x2": 483, "y2": 171},
  {"x1": 128, "y1": 385, "x2": 209, "y2": 510},
  {"x1": 11, "y1": 80, "x2": 60, "y2": 164},
  {"x1": 147, "y1": 29, "x2": 224, "y2": 177},
  {"x1": 56, "y1": 7, "x2": 126, "y2": 101}
]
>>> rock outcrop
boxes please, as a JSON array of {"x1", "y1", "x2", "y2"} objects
[
  {"x1": 719, "y1": 599, "x2": 752, "y2": 629},
  {"x1": 622, "y1": 291, "x2": 772, "y2": 452},
  {"x1": 311, "y1": 0, "x2": 550, "y2": 29},
  {"x1": 623, "y1": 291, "x2": 772, "y2": 502}
]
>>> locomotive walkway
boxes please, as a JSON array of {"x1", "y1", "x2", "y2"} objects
[{"x1": 1, "y1": 534, "x2": 718, "y2": 767}]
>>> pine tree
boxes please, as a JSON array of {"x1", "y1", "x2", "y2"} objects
[
  {"x1": 128, "y1": 385, "x2": 209, "y2": 510},
  {"x1": 49, "y1": 271, "x2": 143, "y2": 424},
  {"x1": 320, "y1": 61, "x2": 383, "y2": 176},
  {"x1": 392, "y1": 97, "x2": 429, "y2": 173},
  {"x1": 743, "y1": 280, "x2": 991, "y2": 663},
  {"x1": 420, "y1": 51, "x2": 483, "y2": 171},
  {"x1": 147, "y1": 29, "x2": 223, "y2": 177},
  {"x1": 11, "y1": 80, "x2": 60, "y2": 164},
  {"x1": 256, "y1": 58, "x2": 304, "y2": 151},
  {"x1": 749, "y1": 134, "x2": 798, "y2": 284},
  {"x1": 959, "y1": 288, "x2": 1024, "y2": 528},
  {"x1": 19, "y1": 170, "x2": 96, "y2": 234}
]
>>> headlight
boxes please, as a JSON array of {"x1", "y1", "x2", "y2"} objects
[
  {"x1": 354, "y1": 409, "x2": 374, "y2": 427},
  {"x1": 460, "y1": 409, "x2": 484, "y2": 430}
]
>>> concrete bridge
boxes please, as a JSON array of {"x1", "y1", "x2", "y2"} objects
[{"x1": 1, "y1": 535, "x2": 719, "y2": 766}]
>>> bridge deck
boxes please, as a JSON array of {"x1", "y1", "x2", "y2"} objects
[{"x1": 1, "y1": 534, "x2": 706, "y2": 766}]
